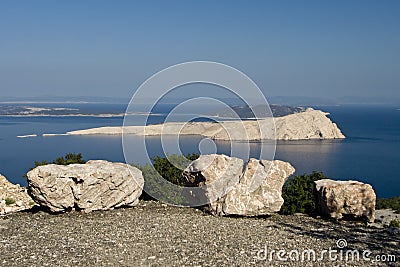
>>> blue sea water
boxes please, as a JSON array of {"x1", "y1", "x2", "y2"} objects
[{"x1": 0, "y1": 104, "x2": 399, "y2": 198}]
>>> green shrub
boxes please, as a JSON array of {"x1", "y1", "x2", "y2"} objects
[
  {"x1": 280, "y1": 172, "x2": 328, "y2": 215},
  {"x1": 53, "y1": 153, "x2": 86, "y2": 165},
  {"x1": 5, "y1": 197, "x2": 15, "y2": 205},
  {"x1": 25, "y1": 153, "x2": 86, "y2": 178},
  {"x1": 151, "y1": 153, "x2": 199, "y2": 186},
  {"x1": 137, "y1": 153, "x2": 199, "y2": 205},
  {"x1": 389, "y1": 219, "x2": 400, "y2": 228},
  {"x1": 376, "y1": 196, "x2": 400, "y2": 213}
]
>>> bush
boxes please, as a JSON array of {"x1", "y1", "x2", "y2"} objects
[
  {"x1": 280, "y1": 172, "x2": 328, "y2": 215},
  {"x1": 389, "y1": 219, "x2": 400, "y2": 228},
  {"x1": 151, "y1": 153, "x2": 199, "y2": 186},
  {"x1": 5, "y1": 197, "x2": 15, "y2": 205},
  {"x1": 25, "y1": 153, "x2": 86, "y2": 178},
  {"x1": 376, "y1": 196, "x2": 400, "y2": 213},
  {"x1": 53, "y1": 153, "x2": 86, "y2": 165},
  {"x1": 137, "y1": 153, "x2": 199, "y2": 205}
]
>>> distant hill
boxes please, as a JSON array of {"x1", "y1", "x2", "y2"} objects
[{"x1": 208, "y1": 104, "x2": 306, "y2": 118}]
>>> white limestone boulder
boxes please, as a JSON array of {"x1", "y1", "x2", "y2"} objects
[{"x1": 26, "y1": 160, "x2": 144, "y2": 213}]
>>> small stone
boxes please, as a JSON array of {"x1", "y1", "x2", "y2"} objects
[{"x1": 4, "y1": 206, "x2": 13, "y2": 213}]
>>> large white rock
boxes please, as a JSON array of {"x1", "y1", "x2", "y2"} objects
[
  {"x1": 26, "y1": 160, "x2": 144, "y2": 213},
  {"x1": 184, "y1": 154, "x2": 244, "y2": 209},
  {"x1": 222, "y1": 159, "x2": 295, "y2": 215},
  {"x1": 183, "y1": 154, "x2": 295, "y2": 215},
  {"x1": 0, "y1": 174, "x2": 34, "y2": 215},
  {"x1": 314, "y1": 179, "x2": 376, "y2": 222}
]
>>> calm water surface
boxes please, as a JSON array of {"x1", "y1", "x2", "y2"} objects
[{"x1": 0, "y1": 104, "x2": 398, "y2": 198}]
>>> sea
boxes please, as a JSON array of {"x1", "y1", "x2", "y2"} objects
[{"x1": 0, "y1": 103, "x2": 399, "y2": 198}]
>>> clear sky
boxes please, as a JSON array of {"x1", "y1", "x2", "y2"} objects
[{"x1": 0, "y1": 0, "x2": 399, "y2": 103}]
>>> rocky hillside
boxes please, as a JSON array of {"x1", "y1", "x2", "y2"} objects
[{"x1": 0, "y1": 159, "x2": 398, "y2": 266}]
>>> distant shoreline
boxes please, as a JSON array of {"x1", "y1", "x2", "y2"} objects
[
  {"x1": 16, "y1": 134, "x2": 38, "y2": 138},
  {"x1": 1, "y1": 114, "x2": 125, "y2": 118},
  {"x1": 1, "y1": 113, "x2": 166, "y2": 118}
]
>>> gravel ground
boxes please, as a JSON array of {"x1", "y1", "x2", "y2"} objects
[{"x1": 0, "y1": 201, "x2": 399, "y2": 267}]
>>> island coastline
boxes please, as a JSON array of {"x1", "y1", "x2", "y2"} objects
[{"x1": 46, "y1": 108, "x2": 346, "y2": 141}]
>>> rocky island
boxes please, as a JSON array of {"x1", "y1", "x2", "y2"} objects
[{"x1": 61, "y1": 108, "x2": 345, "y2": 141}]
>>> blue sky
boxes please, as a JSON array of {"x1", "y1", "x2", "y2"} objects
[{"x1": 0, "y1": 0, "x2": 399, "y2": 102}]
